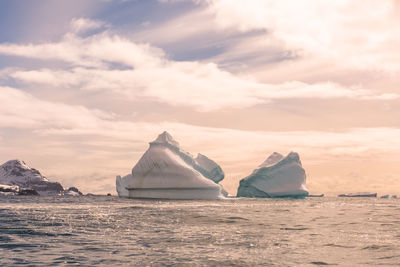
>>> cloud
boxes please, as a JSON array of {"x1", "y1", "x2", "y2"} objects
[
  {"x1": 201, "y1": 0, "x2": 400, "y2": 73},
  {"x1": 70, "y1": 18, "x2": 109, "y2": 34},
  {"x1": 1, "y1": 85, "x2": 400, "y2": 194},
  {"x1": 2, "y1": 84, "x2": 399, "y2": 145},
  {"x1": 0, "y1": 86, "x2": 116, "y2": 129},
  {"x1": 1, "y1": 33, "x2": 397, "y2": 112},
  {"x1": 1, "y1": 85, "x2": 400, "y2": 159}
]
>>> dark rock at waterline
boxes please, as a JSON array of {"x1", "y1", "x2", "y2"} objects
[
  {"x1": 64, "y1": 187, "x2": 83, "y2": 196},
  {"x1": 0, "y1": 184, "x2": 39, "y2": 196},
  {"x1": 18, "y1": 188, "x2": 39, "y2": 196}
]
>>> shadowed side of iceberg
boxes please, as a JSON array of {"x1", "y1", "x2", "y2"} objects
[{"x1": 193, "y1": 153, "x2": 225, "y2": 183}]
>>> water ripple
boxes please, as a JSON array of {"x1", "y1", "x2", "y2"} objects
[{"x1": 0, "y1": 196, "x2": 399, "y2": 266}]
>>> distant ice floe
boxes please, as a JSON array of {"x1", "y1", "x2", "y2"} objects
[
  {"x1": 338, "y1": 192, "x2": 377, "y2": 197},
  {"x1": 308, "y1": 194, "x2": 324, "y2": 197},
  {"x1": 237, "y1": 152, "x2": 309, "y2": 198},
  {"x1": 380, "y1": 194, "x2": 398, "y2": 199},
  {"x1": 116, "y1": 131, "x2": 225, "y2": 199}
]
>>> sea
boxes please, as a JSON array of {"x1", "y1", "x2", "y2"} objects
[{"x1": 1, "y1": 196, "x2": 399, "y2": 266}]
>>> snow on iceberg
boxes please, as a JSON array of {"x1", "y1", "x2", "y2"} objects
[
  {"x1": 0, "y1": 160, "x2": 64, "y2": 195},
  {"x1": 116, "y1": 131, "x2": 224, "y2": 199},
  {"x1": 237, "y1": 152, "x2": 309, "y2": 198}
]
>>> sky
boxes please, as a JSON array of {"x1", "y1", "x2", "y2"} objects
[{"x1": 0, "y1": 0, "x2": 400, "y2": 195}]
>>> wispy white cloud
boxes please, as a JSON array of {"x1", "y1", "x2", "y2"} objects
[
  {"x1": 201, "y1": 0, "x2": 400, "y2": 73},
  {"x1": 1, "y1": 33, "x2": 397, "y2": 112},
  {"x1": 1, "y1": 85, "x2": 400, "y2": 162},
  {"x1": 70, "y1": 18, "x2": 109, "y2": 34},
  {"x1": 2, "y1": 85, "x2": 400, "y2": 159},
  {"x1": 0, "y1": 86, "x2": 115, "y2": 129},
  {"x1": 1, "y1": 85, "x2": 400, "y2": 194}
]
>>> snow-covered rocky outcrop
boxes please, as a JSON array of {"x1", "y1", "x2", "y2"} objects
[
  {"x1": 116, "y1": 131, "x2": 225, "y2": 199},
  {"x1": 0, "y1": 160, "x2": 64, "y2": 195},
  {"x1": 237, "y1": 152, "x2": 309, "y2": 198}
]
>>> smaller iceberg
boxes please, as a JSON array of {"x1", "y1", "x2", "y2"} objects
[
  {"x1": 116, "y1": 131, "x2": 225, "y2": 199},
  {"x1": 116, "y1": 174, "x2": 132, "y2": 198},
  {"x1": 237, "y1": 152, "x2": 308, "y2": 198}
]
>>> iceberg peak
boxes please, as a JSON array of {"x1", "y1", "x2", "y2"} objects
[
  {"x1": 286, "y1": 151, "x2": 301, "y2": 163},
  {"x1": 150, "y1": 131, "x2": 180, "y2": 148},
  {"x1": 258, "y1": 152, "x2": 284, "y2": 168}
]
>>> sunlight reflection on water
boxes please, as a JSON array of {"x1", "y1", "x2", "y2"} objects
[{"x1": 1, "y1": 196, "x2": 399, "y2": 266}]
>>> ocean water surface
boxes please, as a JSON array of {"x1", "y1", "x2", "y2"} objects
[{"x1": 1, "y1": 196, "x2": 399, "y2": 266}]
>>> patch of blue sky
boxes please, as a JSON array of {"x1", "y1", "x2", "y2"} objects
[{"x1": 93, "y1": 0, "x2": 200, "y2": 34}]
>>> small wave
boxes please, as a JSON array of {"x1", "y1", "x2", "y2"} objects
[
  {"x1": 226, "y1": 216, "x2": 249, "y2": 220},
  {"x1": 0, "y1": 235, "x2": 12, "y2": 242},
  {"x1": 310, "y1": 261, "x2": 338, "y2": 265},
  {"x1": 280, "y1": 227, "x2": 309, "y2": 231},
  {"x1": 377, "y1": 255, "x2": 400, "y2": 260},
  {"x1": 323, "y1": 243, "x2": 355, "y2": 248},
  {"x1": 1, "y1": 228, "x2": 72, "y2": 237},
  {"x1": 0, "y1": 243, "x2": 38, "y2": 249},
  {"x1": 118, "y1": 206, "x2": 150, "y2": 211},
  {"x1": 52, "y1": 255, "x2": 88, "y2": 265},
  {"x1": 362, "y1": 244, "x2": 393, "y2": 250},
  {"x1": 310, "y1": 261, "x2": 331, "y2": 265}
]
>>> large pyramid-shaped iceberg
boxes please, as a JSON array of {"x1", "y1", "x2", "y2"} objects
[
  {"x1": 0, "y1": 160, "x2": 64, "y2": 195},
  {"x1": 237, "y1": 152, "x2": 308, "y2": 198},
  {"x1": 116, "y1": 131, "x2": 224, "y2": 199}
]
